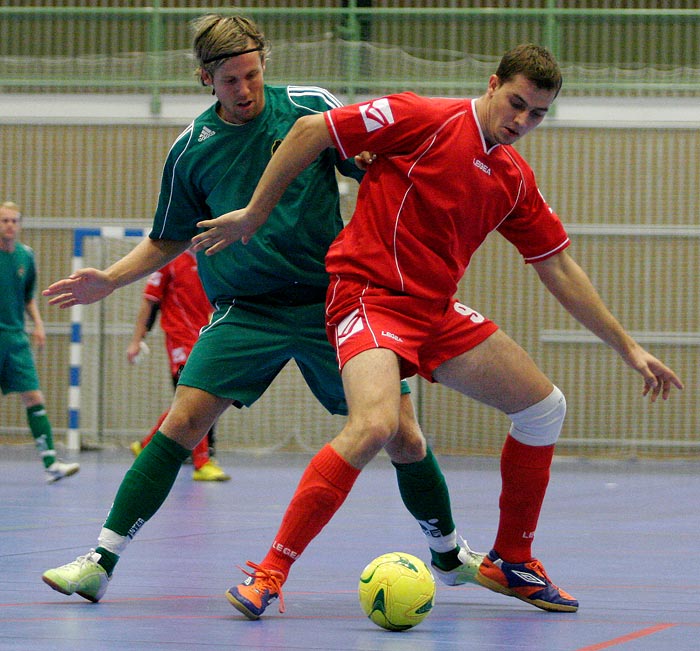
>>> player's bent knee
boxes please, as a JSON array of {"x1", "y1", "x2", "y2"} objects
[
  {"x1": 507, "y1": 385, "x2": 566, "y2": 447},
  {"x1": 349, "y1": 417, "x2": 399, "y2": 454},
  {"x1": 385, "y1": 427, "x2": 427, "y2": 463}
]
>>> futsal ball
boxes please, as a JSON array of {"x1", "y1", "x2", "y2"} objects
[{"x1": 358, "y1": 552, "x2": 436, "y2": 631}]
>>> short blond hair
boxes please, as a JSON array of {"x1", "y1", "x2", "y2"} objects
[
  {"x1": 191, "y1": 14, "x2": 269, "y2": 81},
  {"x1": 1, "y1": 201, "x2": 21, "y2": 217}
]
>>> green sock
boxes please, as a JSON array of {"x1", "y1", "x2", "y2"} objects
[
  {"x1": 97, "y1": 431, "x2": 190, "y2": 573},
  {"x1": 27, "y1": 404, "x2": 55, "y2": 468},
  {"x1": 94, "y1": 548, "x2": 119, "y2": 576},
  {"x1": 393, "y1": 447, "x2": 460, "y2": 569},
  {"x1": 431, "y1": 546, "x2": 462, "y2": 571}
]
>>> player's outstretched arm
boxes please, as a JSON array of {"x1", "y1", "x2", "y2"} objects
[
  {"x1": 43, "y1": 237, "x2": 189, "y2": 309},
  {"x1": 192, "y1": 113, "x2": 334, "y2": 256},
  {"x1": 533, "y1": 250, "x2": 683, "y2": 401}
]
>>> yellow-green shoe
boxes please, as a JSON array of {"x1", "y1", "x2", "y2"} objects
[
  {"x1": 192, "y1": 459, "x2": 231, "y2": 482},
  {"x1": 42, "y1": 550, "x2": 110, "y2": 603},
  {"x1": 431, "y1": 538, "x2": 486, "y2": 586}
]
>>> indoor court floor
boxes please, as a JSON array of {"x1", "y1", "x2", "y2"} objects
[{"x1": 1, "y1": 445, "x2": 698, "y2": 650}]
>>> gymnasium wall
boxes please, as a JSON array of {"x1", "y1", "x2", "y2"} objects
[
  {"x1": 1, "y1": 119, "x2": 697, "y2": 458},
  {"x1": 1, "y1": 3, "x2": 698, "y2": 457}
]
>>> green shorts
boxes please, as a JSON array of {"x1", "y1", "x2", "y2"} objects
[
  {"x1": 179, "y1": 299, "x2": 348, "y2": 415},
  {"x1": 0, "y1": 330, "x2": 40, "y2": 395},
  {"x1": 179, "y1": 298, "x2": 411, "y2": 416}
]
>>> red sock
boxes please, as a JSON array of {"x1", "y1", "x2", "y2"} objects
[
  {"x1": 142, "y1": 410, "x2": 168, "y2": 448},
  {"x1": 191, "y1": 435, "x2": 210, "y2": 470},
  {"x1": 493, "y1": 435, "x2": 554, "y2": 563},
  {"x1": 261, "y1": 444, "x2": 360, "y2": 579}
]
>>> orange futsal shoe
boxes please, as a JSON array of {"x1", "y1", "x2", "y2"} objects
[
  {"x1": 226, "y1": 561, "x2": 285, "y2": 620},
  {"x1": 476, "y1": 551, "x2": 578, "y2": 612}
]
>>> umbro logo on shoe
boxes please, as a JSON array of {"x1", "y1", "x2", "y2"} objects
[
  {"x1": 511, "y1": 569, "x2": 546, "y2": 585},
  {"x1": 198, "y1": 126, "x2": 216, "y2": 142}
]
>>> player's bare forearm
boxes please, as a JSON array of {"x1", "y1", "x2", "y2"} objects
[
  {"x1": 25, "y1": 300, "x2": 47, "y2": 349},
  {"x1": 534, "y1": 252, "x2": 633, "y2": 352},
  {"x1": 247, "y1": 113, "x2": 332, "y2": 217},
  {"x1": 193, "y1": 114, "x2": 333, "y2": 255},
  {"x1": 105, "y1": 238, "x2": 188, "y2": 286},
  {"x1": 533, "y1": 251, "x2": 683, "y2": 400},
  {"x1": 43, "y1": 237, "x2": 188, "y2": 308}
]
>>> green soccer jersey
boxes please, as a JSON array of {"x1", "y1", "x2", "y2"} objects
[
  {"x1": 0, "y1": 243, "x2": 36, "y2": 332},
  {"x1": 150, "y1": 85, "x2": 362, "y2": 305}
]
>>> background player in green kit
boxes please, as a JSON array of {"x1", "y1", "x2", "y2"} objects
[
  {"x1": 41, "y1": 14, "x2": 482, "y2": 605},
  {"x1": 0, "y1": 201, "x2": 79, "y2": 483}
]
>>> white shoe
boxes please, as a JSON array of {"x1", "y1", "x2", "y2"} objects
[
  {"x1": 431, "y1": 538, "x2": 486, "y2": 586},
  {"x1": 45, "y1": 460, "x2": 80, "y2": 484}
]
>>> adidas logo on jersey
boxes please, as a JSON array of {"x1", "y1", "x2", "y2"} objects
[{"x1": 198, "y1": 126, "x2": 216, "y2": 142}]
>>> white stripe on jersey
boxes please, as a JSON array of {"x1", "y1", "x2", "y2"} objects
[
  {"x1": 325, "y1": 111, "x2": 348, "y2": 159},
  {"x1": 157, "y1": 122, "x2": 196, "y2": 239},
  {"x1": 523, "y1": 238, "x2": 571, "y2": 262},
  {"x1": 287, "y1": 85, "x2": 344, "y2": 113}
]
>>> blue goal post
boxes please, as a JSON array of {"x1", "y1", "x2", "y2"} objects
[{"x1": 67, "y1": 227, "x2": 146, "y2": 450}]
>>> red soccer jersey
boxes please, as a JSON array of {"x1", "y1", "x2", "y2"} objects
[
  {"x1": 143, "y1": 250, "x2": 212, "y2": 373},
  {"x1": 324, "y1": 92, "x2": 570, "y2": 301}
]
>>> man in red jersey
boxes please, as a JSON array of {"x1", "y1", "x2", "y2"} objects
[
  {"x1": 194, "y1": 44, "x2": 682, "y2": 616},
  {"x1": 126, "y1": 250, "x2": 229, "y2": 481}
]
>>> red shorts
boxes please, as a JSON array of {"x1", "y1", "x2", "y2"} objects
[
  {"x1": 165, "y1": 342, "x2": 194, "y2": 378},
  {"x1": 326, "y1": 276, "x2": 499, "y2": 381}
]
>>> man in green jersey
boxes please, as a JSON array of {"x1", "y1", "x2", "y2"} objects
[
  {"x1": 0, "y1": 201, "x2": 80, "y2": 483},
  {"x1": 41, "y1": 14, "x2": 481, "y2": 605}
]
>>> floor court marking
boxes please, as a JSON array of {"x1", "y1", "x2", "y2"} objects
[{"x1": 575, "y1": 623, "x2": 678, "y2": 650}]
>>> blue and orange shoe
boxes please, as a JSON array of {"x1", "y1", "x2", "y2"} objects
[
  {"x1": 226, "y1": 561, "x2": 285, "y2": 620},
  {"x1": 476, "y1": 550, "x2": 578, "y2": 612}
]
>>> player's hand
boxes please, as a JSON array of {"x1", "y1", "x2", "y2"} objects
[
  {"x1": 192, "y1": 209, "x2": 264, "y2": 255},
  {"x1": 625, "y1": 345, "x2": 683, "y2": 402},
  {"x1": 354, "y1": 151, "x2": 377, "y2": 171},
  {"x1": 42, "y1": 268, "x2": 115, "y2": 308},
  {"x1": 126, "y1": 341, "x2": 141, "y2": 364}
]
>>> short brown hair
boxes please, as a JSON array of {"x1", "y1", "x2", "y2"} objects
[{"x1": 495, "y1": 44, "x2": 562, "y2": 97}]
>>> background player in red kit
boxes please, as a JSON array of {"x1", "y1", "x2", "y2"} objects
[
  {"x1": 194, "y1": 43, "x2": 682, "y2": 618},
  {"x1": 126, "y1": 250, "x2": 229, "y2": 481}
]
